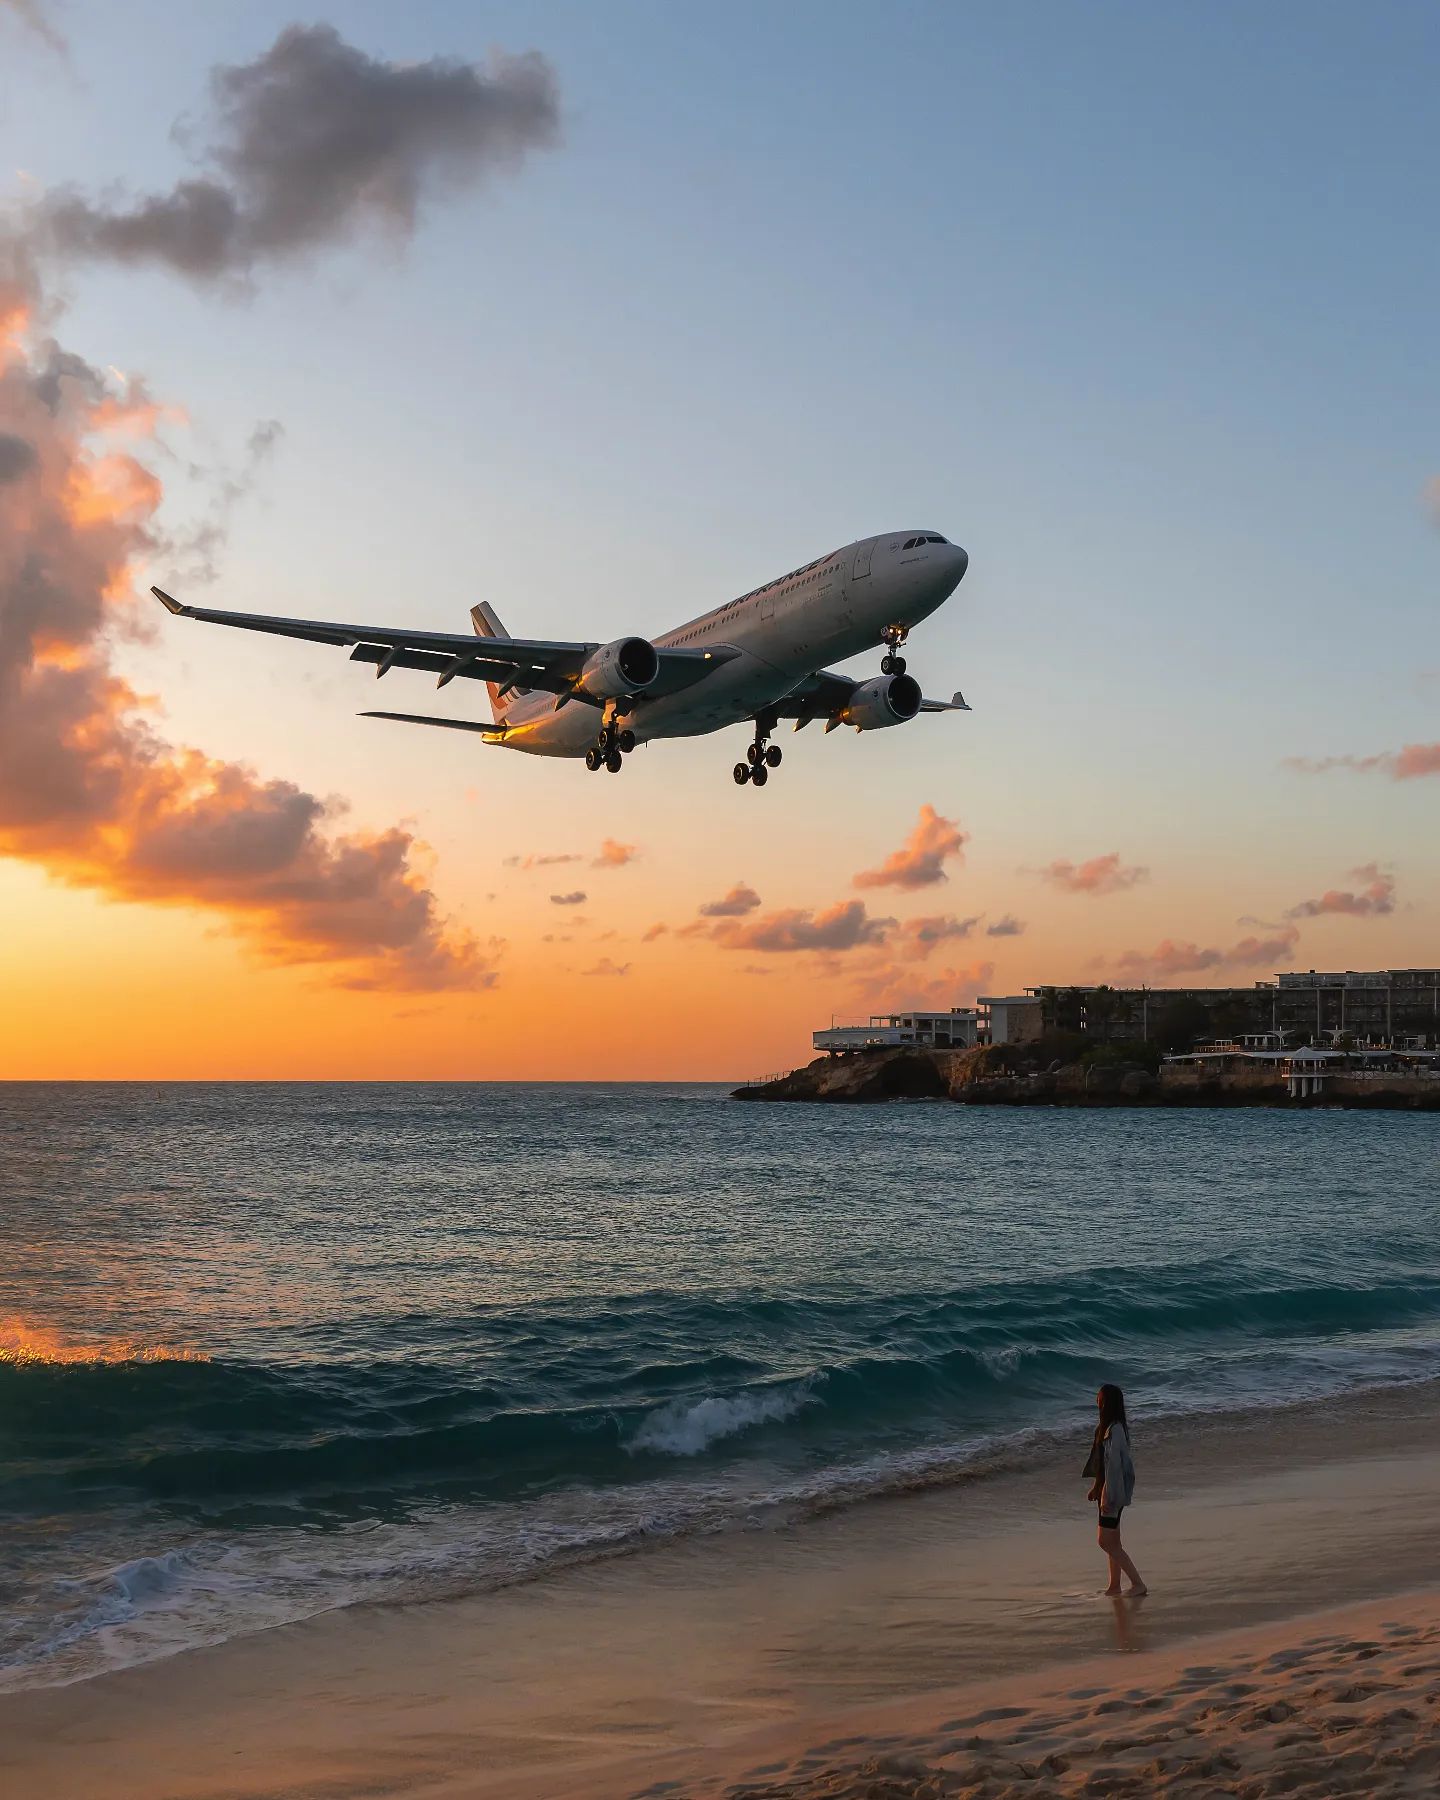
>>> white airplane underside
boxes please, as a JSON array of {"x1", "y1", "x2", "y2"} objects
[{"x1": 152, "y1": 529, "x2": 971, "y2": 789}]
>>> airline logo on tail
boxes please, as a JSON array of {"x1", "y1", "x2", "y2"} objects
[{"x1": 470, "y1": 602, "x2": 529, "y2": 722}]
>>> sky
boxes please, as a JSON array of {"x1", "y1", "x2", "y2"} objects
[{"x1": 0, "y1": 0, "x2": 1436, "y2": 1079}]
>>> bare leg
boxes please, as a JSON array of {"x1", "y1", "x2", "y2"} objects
[
  {"x1": 1098, "y1": 1525, "x2": 1145, "y2": 1594},
  {"x1": 1098, "y1": 1525, "x2": 1122, "y2": 1594}
]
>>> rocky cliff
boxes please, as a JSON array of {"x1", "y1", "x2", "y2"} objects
[{"x1": 733, "y1": 1048, "x2": 1440, "y2": 1109}]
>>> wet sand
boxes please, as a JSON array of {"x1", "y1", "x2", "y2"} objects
[{"x1": 4, "y1": 1382, "x2": 1438, "y2": 1799}]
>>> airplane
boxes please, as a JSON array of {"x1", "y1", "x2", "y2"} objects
[{"x1": 151, "y1": 529, "x2": 970, "y2": 790}]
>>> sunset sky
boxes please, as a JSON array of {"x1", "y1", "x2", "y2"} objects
[{"x1": 1, "y1": 0, "x2": 1437, "y2": 1079}]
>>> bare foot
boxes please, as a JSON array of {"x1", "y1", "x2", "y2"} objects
[
  {"x1": 1126, "y1": 1584, "x2": 1148, "y2": 1597},
  {"x1": 1104, "y1": 1585, "x2": 1122, "y2": 1596}
]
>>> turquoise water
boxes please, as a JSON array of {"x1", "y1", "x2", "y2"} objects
[{"x1": 2, "y1": 1082, "x2": 1437, "y2": 1686}]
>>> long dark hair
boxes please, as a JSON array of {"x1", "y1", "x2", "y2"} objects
[{"x1": 1093, "y1": 1382, "x2": 1129, "y2": 1454}]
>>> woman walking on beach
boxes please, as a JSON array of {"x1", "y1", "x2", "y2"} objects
[{"x1": 1086, "y1": 1383, "x2": 1146, "y2": 1596}]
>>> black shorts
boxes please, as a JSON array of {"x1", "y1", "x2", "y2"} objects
[{"x1": 1098, "y1": 1510, "x2": 1123, "y2": 1530}]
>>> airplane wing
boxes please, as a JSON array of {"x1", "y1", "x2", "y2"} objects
[
  {"x1": 150, "y1": 589, "x2": 731, "y2": 700},
  {"x1": 768, "y1": 670, "x2": 972, "y2": 729}
]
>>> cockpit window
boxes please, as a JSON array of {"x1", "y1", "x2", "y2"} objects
[
  {"x1": 925, "y1": 534, "x2": 947, "y2": 544},
  {"x1": 902, "y1": 537, "x2": 920, "y2": 550}
]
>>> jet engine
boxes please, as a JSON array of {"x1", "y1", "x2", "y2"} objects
[
  {"x1": 838, "y1": 672, "x2": 922, "y2": 730},
  {"x1": 578, "y1": 636, "x2": 661, "y2": 700}
]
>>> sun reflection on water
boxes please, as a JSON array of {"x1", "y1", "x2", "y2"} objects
[{"x1": 0, "y1": 1318, "x2": 209, "y2": 1365}]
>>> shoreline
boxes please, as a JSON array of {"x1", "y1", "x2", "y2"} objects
[
  {"x1": 5, "y1": 1381, "x2": 1439, "y2": 1798},
  {"x1": 733, "y1": 1046, "x2": 1440, "y2": 1107}
]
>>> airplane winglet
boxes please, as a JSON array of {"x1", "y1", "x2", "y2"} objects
[{"x1": 151, "y1": 586, "x2": 189, "y2": 617}]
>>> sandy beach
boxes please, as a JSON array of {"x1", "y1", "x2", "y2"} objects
[{"x1": 5, "y1": 1380, "x2": 1438, "y2": 1800}]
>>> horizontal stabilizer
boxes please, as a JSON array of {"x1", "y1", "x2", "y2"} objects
[
  {"x1": 919, "y1": 690, "x2": 971, "y2": 713},
  {"x1": 359, "y1": 711, "x2": 507, "y2": 736}
]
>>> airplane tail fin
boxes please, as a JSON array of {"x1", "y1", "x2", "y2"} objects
[{"x1": 470, "y1": 602, "x2": 528, "y2": 722}]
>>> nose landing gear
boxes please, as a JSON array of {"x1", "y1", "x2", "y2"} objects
[
  {"x1": 880, "y1": 624, "x2": 909, "y2": 676},
  {"x1": 732, "y1": 716, "x2": 782, "y2": 790},
  {"x1": 585, "y1": 718, "x2": 636, "y2": 773}
]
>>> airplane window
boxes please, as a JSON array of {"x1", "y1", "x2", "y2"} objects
[
  {"x1": 925, "y1": 534, "x2": 947, "y2": 544},
  {"x1": 902, "y1": 537, "x2": 918, "y2": 550}
]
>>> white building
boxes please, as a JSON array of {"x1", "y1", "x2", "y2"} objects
[
  {"x1": 814, "y1": 1009, "x2": 980, "y2": 1054},
  {"x1": 976, "y1": 994, "x2": 1044, "y2": 1046}
]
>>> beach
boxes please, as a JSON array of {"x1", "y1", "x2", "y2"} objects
[{"x1": 5, "y1": 1376, "x2": 1438, "y2": 1799}]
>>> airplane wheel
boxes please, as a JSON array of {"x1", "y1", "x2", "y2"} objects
[
  {"x1": 584, "y1": 747, "x2": 602, "y2": 771},
  {"x1": 892, "y1": 655, "x2": 907, "y2": 675},
  {"x1": 733, "y1": 762, "x2": 750, "y2": 785},
  {"x1": 881, "y1": 653, "x2": 894, "y2": 675},
  {"x1": 605, "y1": 750, "x2": 623, "y2": 773},
  {"x1": 617, "y1": 729, "x2": 636, "y2": 754},
  {"x1": 751, "y1": 763, "x2": 769, "y2": 788},
  {"x1": 746, "y1": 742, "x2": 762, "y2": 764},
  {"x1": 765, "y1": 744, "x2": 782, "y2": 767}
]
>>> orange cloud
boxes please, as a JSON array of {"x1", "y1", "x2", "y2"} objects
[
  {"x1": 593, "y1": 837, "x2": 639, "y2": 868},
  {"x1": 713, "y1": 899, "x2": 894, "y2": 954},
  {"x1": 1285, "y1": 743, "x2": 1440, "y2": 781},
  {"x1": 1109, "y1": 927, "x2": 1299, "y2": 979},
  {"x1": 986, "y1": 914, "x2": 1025, "y2": 937},
  {"x1": 550, "y1": 890, "x2": 586, "y2": 906},
  {"x1": 894, "y1": 913, "x2": 980, "y2": 961},
  {"x1": 1040, "y1": 852, "x2": 1148, "y2": 896},
  {"x1": 641, "y1": 921, "x2": 667, "y2": 941},
  {"x1": 0, "y1": 273, "x2": 488, "y2": 991},
  {"x1": 698, "y1": 881, "x2": 761, "y2": 917},
  {"x1": 853, "y1": 805, "x2": 966, "y2": 891},
  {"x1": 856, "y1": 958, "x2": 996, "y2": 1011},
  {"x1": 1286, "y1": 863, "x2": 1396, "y2": 919}
]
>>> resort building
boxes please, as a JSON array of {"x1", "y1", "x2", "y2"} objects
[
  {"x1": 976, "y1": 994, "x2": 1044, "y2": 1045},
  {"x1": 1026, "y1": 970, "x2": 1440, "y2": 1048},
  {"x1": 813, "y1": 1009, "x2": 981, "y2": 1054}
]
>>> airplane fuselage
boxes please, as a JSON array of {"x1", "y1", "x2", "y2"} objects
[{"x1": 494, "y1": 529, "x2": 968, "y2": 756}]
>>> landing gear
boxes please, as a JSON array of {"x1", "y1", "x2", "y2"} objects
[
  {"x1": 733, "y1": 715, "x2": 781, "y2": 790},
  {"x1": 587, "y1": 717, "x2": 636, "y2": 773},
  {"x1": 880, "y1": 624, "x2": 909, "y2": 676}
]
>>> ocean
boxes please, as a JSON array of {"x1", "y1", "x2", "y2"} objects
[{"x1": 3, "y1": 1082, "x2": 1438, "y2": 1690}]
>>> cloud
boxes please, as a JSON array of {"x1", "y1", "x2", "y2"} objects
[
  {"x1": 504, "y1": 851, "x2": 580, "y2": 868},
  {"x1": 1285, "y1": 863, "x2": 1396, "y2": 919},
  {"x1": 853, "y1": 805, "x2": 966, "y2": 891},
  {"x1": 698, "y1": 881, "x2": 761, "y2": 918},
  {"x1": 1039, "y1": 852, "x2": 1148, "y2": 896},
  {"x1": 0, "y1": 432, "x2": 38, "y2": 483},
  {"x1": 593, "y1": 838, "x2": 638, "y2": 868},
  {"x1": 35, "y1": 24, "x2": 560, "y2": 285},
  {"x1": 161, "y1": 418, "x2": 283, "y2": 586},
  {"x1": 712, "y1": 899, "x2": 894, "y2": 954},
  {"x1": 1285, "y1": 744, "x2": 1440, "y2": 781},
  {"x1": 895, "y1": 914, "x2": 980, "y2": 961},
  {"x1": 858, "y1": 959, "x2": 996, "y2": 1011},
  {"x1": 0, "y1": 0, "x2": 65, "y2": 56},
  {"x1": 986, "y1": 914, "x2": 1025, "y2": 938},
  {"x1": 1109, "y1": 927, "x2": 1300, "y2": 980},
  {"x1": 641, "y1": 922, "x2": 667, "y2": 941},
  {"x1": 549, "y1": 890, "x2": 586, "y2": 906},
  {"x1": 0, "y1": 289, "x2": 490, "y2": 990},
  {"x1": 583, "y1": 957, "x2": 629, "y2": 977}
]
